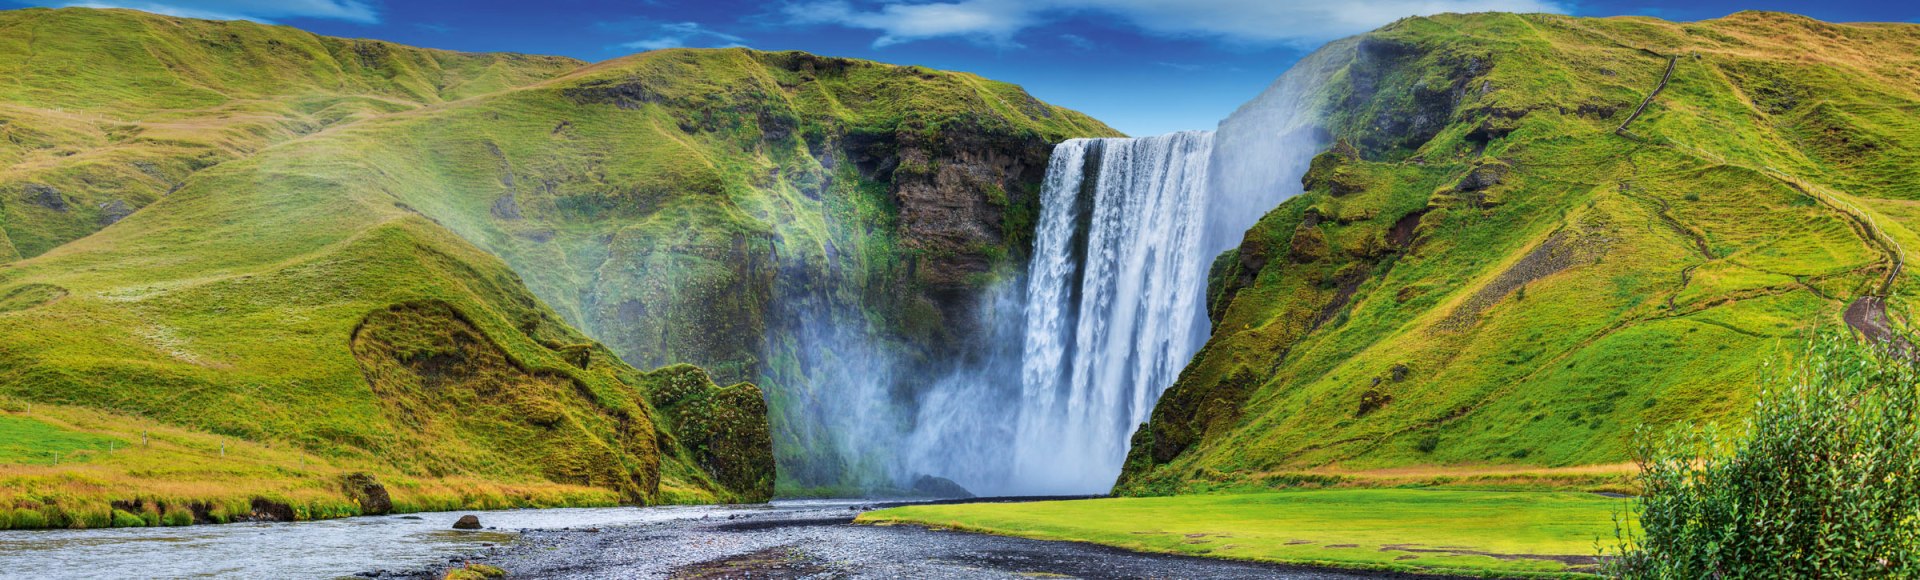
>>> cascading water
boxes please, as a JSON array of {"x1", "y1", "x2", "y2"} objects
[
  {"x1": 1007, "y1": 132, "x2": 1218, "y2": 494},
  {"x1": 836, "y1": 53, "x2": 1333, "y2": 496}
]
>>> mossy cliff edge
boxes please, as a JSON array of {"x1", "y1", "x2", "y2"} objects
[
  {"x1": 1121, "y1": 11, "x2": 1920, "y2": 494},
  {"x1": 0, "y1": 7, "x2": 1111, "y2": 525}
]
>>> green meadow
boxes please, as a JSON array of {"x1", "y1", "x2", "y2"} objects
[{"x1": 861, "y1": 489, "x2": 1628, "y2": 577}]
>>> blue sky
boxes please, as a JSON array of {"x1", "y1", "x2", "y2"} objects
[{"x1": 17, "y1": 1, "x2": 1918, "y2": 136}]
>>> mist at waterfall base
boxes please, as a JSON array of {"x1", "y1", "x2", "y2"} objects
[{"x1": 779, "y1": 60, "x2": 1331, "y2": 498}]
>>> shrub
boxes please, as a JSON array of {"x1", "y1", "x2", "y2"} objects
[
  {"x1": 1606, "y1": 333, "x2": 1920, "y2": 578},
  {"x1": 1414, "y1": 434, "x2": 1441, "y2": 454}
]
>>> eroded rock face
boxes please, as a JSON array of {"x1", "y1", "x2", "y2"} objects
[
  {"x1": 24, "y1": 183, "x2": 66, "y2": 212},
  {"x1": 873, "y1": 122, "x2": 1056, "y2": 344},
  {"x1": 98, "y1": 199, "x2": 132, "y2": 225}
]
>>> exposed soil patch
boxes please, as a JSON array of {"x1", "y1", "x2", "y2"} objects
[
  {"x1": 1846, "y1": 296, "x2": 1892, "y2": 343},
  {"x1": 1379, "y1": 543, "x2": 1597, "y2": 566},
  {"x1": 1435, "y1": 224, "x2": 1609, "y2": 332}
]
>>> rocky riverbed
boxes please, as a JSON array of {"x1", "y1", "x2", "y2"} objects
[
  {"x1": 407, "y1": 499, "x2": 1451, "y2": 580},
  {"x1": 0, "y1": 498, "x2": 1456, "y2": 579}
]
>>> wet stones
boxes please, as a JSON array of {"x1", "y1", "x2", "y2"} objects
[{"x1": 453, "y1": 515, "x2": 483, "y2": 530}]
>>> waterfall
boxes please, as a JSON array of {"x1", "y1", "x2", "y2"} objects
[
  {"x1": 1006, "y1": 131, "x2": 1218, "y2": 494},
  {"x1": 899, "y1": 54, "x2": 1335, "y2": 496}
]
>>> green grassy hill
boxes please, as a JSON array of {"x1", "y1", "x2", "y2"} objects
[
  {"x1": 1120, "y1": 11, "x2": 1920, "y2": 494},
  {"x1": 0, "y1": 7, "x2": 1112, "y2": 526},
  {"x1": 0, "y1": 7, "x2": 582, "y2": 260}
]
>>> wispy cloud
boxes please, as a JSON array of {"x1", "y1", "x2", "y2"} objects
[
  {"x1": 413, "y1": 22, "x2": 453, "y2": 34},
  {"x1": 1059, "y1": 33, "x2": 1094, "y2": 50},
  {"x1": 35, "y1": 0, "x2": 377, "y2": 23},
  {"x1": 614, "y1": 21, "x2": 749, "y2": 51},
  {"x1": 783, "y1": 0, "x2": 1036, "y2": 47},
  {"x1": 779, "y1": 0, "x2": 1567, "y2": 48}
]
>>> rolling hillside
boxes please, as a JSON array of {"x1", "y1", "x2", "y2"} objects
[
  {"x1": 1120, "y1": 11, "x2": 1920, "y2": 494},
  {"x1": 0, "y1": 7, "x2": 583, "y2": 261},
  {"x1": 0, "y1": 7, "x2": 1112, "y2": 527}
]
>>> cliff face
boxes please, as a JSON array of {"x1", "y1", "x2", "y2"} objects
[{"x1": 1120, "y1": 11, "x2": 1920, "y2": 494}]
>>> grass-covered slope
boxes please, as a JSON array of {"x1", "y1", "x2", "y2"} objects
[
  {"x1": 1121, "y1": 11, "x2": 1920, "y2": 494},
  {"x1": 0, "y1": 7, "x2": 581, "y2": 260},
  {"x1": 0, "y1": 6, "x2": 1115, "y2": 522},
  {"x1": 333, "y1": 47, "x2": 1115, "y2": 489},
  {"x1": 0, "y1": 135, "x2": 773, "y2": 524}
]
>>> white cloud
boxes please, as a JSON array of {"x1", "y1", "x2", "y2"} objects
[
  {"x1": 45, "y1": 0, "x2": 377, "y2": 23},
  {"x1": 781, "y1": 0, "x2": 1567, "y2": 48},
  {"x1": 617, "y1": 21, "x2": 749, "y2": 51},
  {"x1": 784, "y1": 0, "x2": 1035, "y2": 47}
]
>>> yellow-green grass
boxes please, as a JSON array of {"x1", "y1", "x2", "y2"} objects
[
  {"x1": 859, "y1": 489, "x2": 1628, "y2": 578},
  {"x1": 1170, "y1": 463, "x2": 1639, "y2": 496},
  {"x1": 1121, "y1": 11, "x2": 1920, "y2": 494},
  {"x1": 0, "y1": 7, "x2": 583, "y2": 260},
  {"x1": 0, "y1": 399, "x2": 635, "y2": 530}
]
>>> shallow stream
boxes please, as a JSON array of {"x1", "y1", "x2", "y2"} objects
[{"x1": 0, "y1": 501, "x2": 838, "y2": 579}]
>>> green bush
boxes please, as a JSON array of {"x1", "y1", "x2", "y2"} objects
[{"x1": 1607, "y1": 333, "x2": 1920, "y2": 578}]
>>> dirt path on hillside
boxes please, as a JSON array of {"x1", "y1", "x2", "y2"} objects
[{"x1": 1614, "y1": 51, "x2": 1906, "y2": 345}]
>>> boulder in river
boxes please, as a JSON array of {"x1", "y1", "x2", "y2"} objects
[
  {"x1": 340, "y1": 472, "x2": 393, "y2": 516},
  {"x1": 910, "y1": 475, "x2": 976, "y2": 499},
  {"x1": 452, "y1": 515, "x2": 482, "y2": 530}
]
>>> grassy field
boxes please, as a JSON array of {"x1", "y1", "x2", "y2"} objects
[{"x1": 860, "y1": 489, "x2": 1627, "y2": 577}]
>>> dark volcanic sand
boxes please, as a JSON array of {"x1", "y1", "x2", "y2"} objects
[{"x1": 416, "y1": 500, "x2": 1457, "y2": 580}]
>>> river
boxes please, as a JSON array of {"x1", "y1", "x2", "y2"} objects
[{"x1": 0, "y1": 499, "x2": 1433, "y2": 579}]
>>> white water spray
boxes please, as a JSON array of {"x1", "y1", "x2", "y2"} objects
[
  {"x1": 1007, "y1": 132, "x2": 1218, "y2": 494},
  {"x1": 874, "y1": 53, "x2": 1337, "y2": 496}
]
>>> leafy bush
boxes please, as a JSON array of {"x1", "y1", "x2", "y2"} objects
[
  {"x1": 1607, "y1": 333, "x2": 1920, "y2": 578},
  {"x1": 1414, "y1": 434, "x2": 1441, "y2": 454}
]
